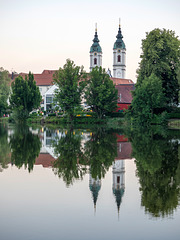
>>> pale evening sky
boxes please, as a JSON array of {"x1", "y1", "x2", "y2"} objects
[{"x1": 0, "y1": 0, "x2": 180, "y2": 82}]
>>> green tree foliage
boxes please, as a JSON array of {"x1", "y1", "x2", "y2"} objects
[
  {"x1": 84, "y1": 67, "x2": 118, "y2": 119},
  {"x1": 130, "y1": 74, "x2": 166, "y2": 124},
  {"x1": 53, "y1": 59, "x2": 85, "y2": 121},
  {"x1": 52, "y1": 128, "x2": 117, "y2": 185},
  {"x1": 0, "y1": 68, "x2": 10, "y2": 116},
  {"x1": 84, "y1": 128, "x2": 117, "y2": 179},
  {"x1": 176, "y1": 63, "x2": 180, "y2": 102},
  {"x1": 52, "y1": 128, "x2": 87, "y2": 186},
  {"x1": 0, "y1": 123, "x2": 11, "y2": 171},
  {"x1": 10, "y1": 72, "x2": 41, "y2": 120},
  {"x1": 137, "y1": 28, "x2": 180, "y2": 105},
  {"x1": 10, "y1": 125, "x2": 41, "y2": 172},
  {"x1": 127, "y1": 127, "x2": 180, "y2": 218}
]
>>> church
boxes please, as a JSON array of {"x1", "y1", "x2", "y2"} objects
[
  {"x1": 10, "y1": 23, "x2": 134, "y2": 111},
  {"x1": 89, "y1": 22, "x2": 134, "y2": 111},
  {"x1": 90, "y1": 22, "x2": 126, "y2": 78}
]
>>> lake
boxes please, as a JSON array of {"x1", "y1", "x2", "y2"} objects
[{"x1": 0, "y1": 123, "x2": 180, "y2": 240}]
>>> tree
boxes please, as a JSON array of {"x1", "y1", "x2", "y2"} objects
[
  {"x1": 176, "y1": 63, "x2": 180, "y2": 102},
  {"x1": 127, "y1": 127, "x2": 180, "y2": 218},
  {"x1": 0, "y1": 123, "x2": 11, "y2": 171},
  {"x1": 10, "y1": 125, "x2": 41, "y2": 172},
  {"x1": 137, "y1": 28, "x2": 180, "y2": 105},
  {"x1": 53, "y1": 59, "x2": 85, "y2": 121},
  {"x1": 84, "y1": 67, "x2": 118, "y2": 119},
  {"x1": 130, "y1": 74, "x2": 166, "y2": 124},
  {"x1": 52, "y1": 128, "x2": 87, "y2": 186},
  {"x1": 10, "y1": 72, "x2": 41, "y2": 120},
  {"x1": 84, "y1": 128, "x2": 117, "y2": 179},
  {"x1": 0, "y1": 68, "x2": 10, "y2": 116}
]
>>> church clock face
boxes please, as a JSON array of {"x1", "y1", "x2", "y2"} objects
[{"x1": 117, "y1": 71, "x2": 121, "y2": 77}]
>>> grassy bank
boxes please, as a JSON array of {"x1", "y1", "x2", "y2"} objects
[
  {"x1": 25, "y1": 115, "x2": 126, "y2": 129},
  {"x1": 0, "y1": 117, "x2": 9, "y2": 123}
]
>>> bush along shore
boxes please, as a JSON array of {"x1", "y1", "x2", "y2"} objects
[
  {"x1": 24, "y1": 111, "x2": 125, "y2": 126},
  {"x1": 6, "y1": 107, "x2": 180, "y2": 128}
]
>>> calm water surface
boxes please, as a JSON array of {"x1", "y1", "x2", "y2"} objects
[{"x1": 0, "y1": 123, "x2": 180, "y2": 240}]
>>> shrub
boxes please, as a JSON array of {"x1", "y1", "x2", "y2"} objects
[
  {"x1": 48, "y1": 113, "x2": 56, "y2": 117},
  {"x1": 106, "y1": 112, "x2": 124, "y2": 118},
  {"x1": 167, "y1": 112, "x2": 180, "y2": 119}
]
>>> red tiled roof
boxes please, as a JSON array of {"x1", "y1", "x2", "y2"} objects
[
  {"x1": 110, "y1": 77, "x2": 134, "y2": 85},
  {"x1": 115, "y1": 142, "x2": 132, "y2": 160},
  {"x1": 115, "y1": 134, "x2": 129, "y2": 142},
  {"x1": 116, "y1": 84, "x2": 135, "y2": 103},
  {"x1": 35, "y1": 153, "x2": 56, "y2": 168},
  {"x1": 10, "y1": 70, "x2": 134, "y2": 88},
  {"x1": 10, "y1": 70, "x2": 56, "y2": 86}
]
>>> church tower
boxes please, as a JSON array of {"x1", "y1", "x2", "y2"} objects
[
  {"x1": 90, "y1": 24, "x2": 102, "y2": 71},
  {"x1": 112, "y1": 159, "x2": 125, "y2": 215},
  {"x1": 113, "y1": 20, "x2": 126, "y2": 78},
  {"x1": 89, "y1": 174, "x2": 101, "y2": 213}
]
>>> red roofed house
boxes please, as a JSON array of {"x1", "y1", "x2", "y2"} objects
[
  {"x1": 115, "y1": 84, "x2": 135, "y2": 111},
  {"x1": 10, "y1": 70, "x2": 55, "y2": 109}
]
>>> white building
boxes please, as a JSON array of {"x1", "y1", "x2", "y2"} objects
[
  {"x1": 112, "y1": 159, "x2": 125, "y2": 214},
  {"x1": 10, "y1": 70, "x2": 55, "y2": 110},
  {"x1": 113, "y1": 24, "x2": 126, "y2": 78},
  {"x1": 90, "y1": 25, "x2": 102, "y2": 71},
  {"x1": 44, "y1": 84, "x2": 58, "y2": 111}
]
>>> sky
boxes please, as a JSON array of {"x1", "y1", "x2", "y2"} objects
[{"x1": 0, "y1": 0, "x2": 180, "y2": 82}]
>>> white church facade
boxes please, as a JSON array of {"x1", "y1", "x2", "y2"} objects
[{"x1": 90, "y1": 22, "x2": 126, "y2": 78}]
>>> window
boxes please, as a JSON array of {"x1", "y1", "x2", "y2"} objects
[
  {"x1": 119, "y1": 93, "x2": 122, "y2": 102},
  {"x1": 94, "y1": 58, "x2": 97, "y2": 65},
  {"x1": 119, "y1": 143, "x2": 121, "y2": 152},
  {"x1": 46, "y1": 97, "x2": 53, "y2": 103},
  {"x1": 117, "y1": 55, "x2": 121, "y2": 62},
  {"x1": 117, "y1": 176, "x2": 120, "y2": 184}
]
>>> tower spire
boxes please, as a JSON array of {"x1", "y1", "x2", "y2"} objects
[
  {"x1": 119, "y1": 18, "x2": 121, "y2": 28},
  {"x1": 113, "y1": 19, "x2": 126, "y2": 78},
  {"x1": 90, "y1": 23, "x2": 102, "y2": 71}
]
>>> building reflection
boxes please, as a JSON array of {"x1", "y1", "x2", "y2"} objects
[
  {"x1": 112, "y1": 134, "x2": 131, "y2": 214},
  {"x1": 89, "y1": 174, "x2": 101, "y2": 213},
  {"x1": 87, "y1": 132, "x2": 132, "y2": 214},
  {"x1": 112, "y1": 160, "x2": 125, "y2": 214},
  {"x1": 3, "y1": 125, "x2": 180, "y2": 218},
  {"x1": 32, "y1": 127, "x2": 132, "y2": 215}
]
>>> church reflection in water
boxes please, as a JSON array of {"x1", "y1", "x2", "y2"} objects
[
  {"x1": 32, "y1": 127, "x2": 132, "y2": 215},
  {"x1": 3, "y1": 125, "x2": 180, "y2": 220}
]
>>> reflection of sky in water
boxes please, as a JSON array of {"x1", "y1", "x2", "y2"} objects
[
  {"x1": 0, "y1": 160, "x2": 180, "y2": 240},
  {"x1": 1, "y1": 125, "x2": 180, "y2": 240}
]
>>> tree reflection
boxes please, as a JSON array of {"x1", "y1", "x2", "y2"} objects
[
  {"x1": 52, "y1": 128, "x2": 117, "y2": 186},
  {"x1": 10, "y1": 125, "x2": 41, "y2": 172},
  {"x1": 0, "y1": 124, "x2": 11, "y2": 171},
  {"x1": 52, "y1": 128, "x2": 87, "y2": 186},
  {"x1": 127, "y1": 127, "x2": 180, "y2": 218},
  {"x1": 84, "y1": 128, "x2": 117, "y2": 179}
]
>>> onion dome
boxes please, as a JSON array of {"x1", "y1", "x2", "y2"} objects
[
  {"x1": 90, "y1": 25, "x2": 102, "y2": 53},
  {"x1": 113, "y1": 25, "x2": 126, "y2": 50},
  {"x1": 113, "y1": 188, "x2": 124, "y2": 212}
]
